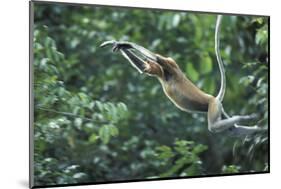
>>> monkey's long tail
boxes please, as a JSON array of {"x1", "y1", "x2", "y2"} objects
[{"x1": 215, "y1": 15, "x2": 226, "y2": 102}]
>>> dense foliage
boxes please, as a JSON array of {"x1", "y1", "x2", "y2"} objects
[{"x1": 32, "y1": 2, "x2": 269, "y2": 186}]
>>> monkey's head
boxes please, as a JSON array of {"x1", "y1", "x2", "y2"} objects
[
  {"x1": 154, "y1": 54, "x2": 182, "y2": 81},
  {"x1": 100, "y1": 41, "x2": 183, "y2": 81}
]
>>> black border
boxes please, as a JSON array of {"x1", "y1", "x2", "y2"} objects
[
  {"x1": 29, "y1": 1, "x2": 270, "y2": 188},
  {"x1": 29, "y1": 1, "x2": 34, "y2": 188}
]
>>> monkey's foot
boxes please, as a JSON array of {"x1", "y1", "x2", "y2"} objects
[
  {"x1": 248, "y1": 113, "x2": 259, "y2": 120},
  {"x1": 228, "y1": 124, "x2": 267, "y2": 137},
  {"x1": 237, "y1": 113, "x2": 259, "y2": 123}
]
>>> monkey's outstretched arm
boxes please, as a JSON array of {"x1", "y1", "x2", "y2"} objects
[{"x1": 100, "y1": 40, "x2": 159, "y2": 74}]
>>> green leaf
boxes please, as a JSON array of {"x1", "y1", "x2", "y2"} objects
[
  {"x1": 117, "y1": 102, "x2": 128, "y2": 112},
  {"x1": 204, "y1": 79, "x2": 215, "y2": 94},
  {"x1": 109, "y1": 125, "x2": 119, "y2": 136},
  {"x1": 172, "y1": 14, "x2": 181, "y2": 28},
  {"x1": 186, "y1": 63, "x2": 199, "y2": 81},
  {"x1": 252, "y1": 18, "x2": 264, "y2": 25},
  {"x1": 156, "y1": 145, "x2": 174, "y2": 160},
  {"x1": 74, "y1": 118, "x2": 83, "y2": 129},
  {"x1": 99, "y1": 125, "x2": 111, "y2": 144},
  {"x1": 222, "y1": 165, "x2": 241, "y2": 173},
  {"x1": 104, "y1": 103, "x2": 117, "y2": 122},
  {"x1": 200, "y1": 54, "x2": 213, "y2": 74},
  {"x1": 73, "y1": 172, "x2": 87, "y2": 179},
  {"x1": 117, "y1": 102, "x2": 128, "y2": 118},
  {"x1": 88, "y1": 133, "x2": 99, "y2": 144},
  {"x1": 239, "y1": 75, "x2": 255, "y2": 86},
  {"x1": 78, "y1": 92, "x2": 88, "y2": 101},
  {"x1": 192, "y1": 144, "x2": 208, "y2": 154},
  {"x1": 72, "y1": 106, "x2": 80, "y2": 115},
  {"x1": 256, "y1": 27, "x2": 268, "y2": 45},
  {"x1": 95, "y1": 101, "x2": 103, "y2": 111},
  {"x1": 39, "y1": 58, "x2": 49, "y2": 70},
  {"x1": 44, "y1": 36, "x2": 54, "y2": 48}
]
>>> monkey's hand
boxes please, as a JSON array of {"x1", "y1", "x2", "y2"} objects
[{"x1": 100, "y1": 40, "x2": 133, "y2": 52}]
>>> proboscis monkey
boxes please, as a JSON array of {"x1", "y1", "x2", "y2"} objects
[{"x1": 100, "y1": 15, "x2": 265, "y2": 136}]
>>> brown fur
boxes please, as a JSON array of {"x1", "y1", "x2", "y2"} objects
[{"x1": 142, "y1": 55, "x2": 258, "y2": 134}]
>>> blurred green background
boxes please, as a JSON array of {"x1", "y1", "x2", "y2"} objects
[{"x1": 32, "y1": 2, "x2": 269, "y2": 186}]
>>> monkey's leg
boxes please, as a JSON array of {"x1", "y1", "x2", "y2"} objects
[
  {"x1": 209, "y1": 115, "x2": 256, "y2": 133},
  {"x1": 221, "y1": 107, "x2": 266, "y2": 136},
  {"x1": 227, "y1": 124, "x2": 266, "y2": 136},
  {"x1": 208, "y1": 98, "x2": 257, "y2": 133}
]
